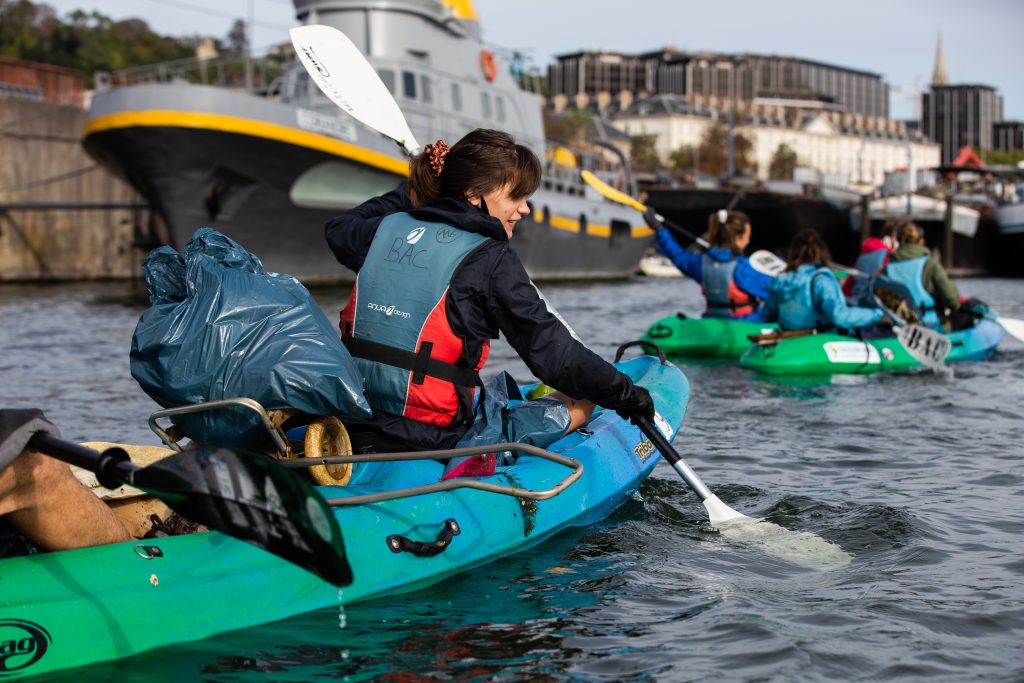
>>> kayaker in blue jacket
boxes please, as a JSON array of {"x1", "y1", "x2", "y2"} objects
[
  {"x1": 763, "y1": 230, "x2": 885, "y2": 332},
  {"x1": 325, "y1": 129, "x2": 654, "y2": 455},
  {"x1": 0, "y1": 409, "x2": 130, "y2": 555},
  {"x1": 654, "y1": 209, "x2": 772, "y2": 321}
]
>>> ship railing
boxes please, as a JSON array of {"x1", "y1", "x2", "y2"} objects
[{"x1": 94, "y1": 53, "x2": 288, "y2": 95}]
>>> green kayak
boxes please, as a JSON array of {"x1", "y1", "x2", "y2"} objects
[
  {"x1": 643, "y1": 313, "x2": 779, "y2": 359},
  {"x1": 0, "y1": 355, "x2": 689, "y2": 679},
  {"x1": 739, "y1": 319, "x2": 1004, "y2": 375}
]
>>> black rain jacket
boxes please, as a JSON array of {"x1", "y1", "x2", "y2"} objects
[{"x1": 325, "y1": 186, "x2": 637, "y2": 450}]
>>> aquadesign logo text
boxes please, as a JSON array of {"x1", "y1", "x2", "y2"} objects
[
  {"x1": 0, "y1": 620, "x2": 51, "y2": 675},
  {"x1": 367, "y1": 302, "x2": 411, "y2": 318}
]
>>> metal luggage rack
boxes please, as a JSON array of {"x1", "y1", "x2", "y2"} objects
[{"x1": 147, "y1": 398, "x2": 583, "y2": 507}]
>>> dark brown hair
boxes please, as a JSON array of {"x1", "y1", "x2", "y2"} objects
[
  {"x1": 706, "y1": 209, "x2": 751, "y2": 253},
  {"x1": 408, "y1": 128, "x2": 542, "y2": 208},
  {"x1": 786, "y1": 229, "x2": 831, "y2": 270},
  {"x1": 896, "y1": 221, "x2": 925, "y2": 246}
]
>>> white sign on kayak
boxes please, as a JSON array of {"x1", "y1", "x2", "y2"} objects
[{"x1": 823, "y1": 341, "x2": 880, "y2": 365}]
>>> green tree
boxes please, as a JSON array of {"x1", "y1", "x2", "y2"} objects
[
  {"x1": 629, "y1": 133, "x2": 661, "y2": 171},
  {"x1": 226, "y1": 18, "x2": 247, "y2": 55},
  {"x1": 693, "y1": 123, "x2": 755, "y2": 178},
  {"x1": 669, "y1": 144, "x2": 696, "y2": 177},
  {"x1": 979, "y1": 147, "x2": 1024, "y2": 166},
  {"x1": 768, "y1": 143, "x2": 798, "y2": 180}
]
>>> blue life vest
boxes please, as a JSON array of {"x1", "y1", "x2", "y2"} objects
[
  {"x1": 848, "y1": 249, "x2": 889, "y2": 304},
  {"x1": 340, "y1": 212, "x2": 491, "y2": 427},
  {"x1": 773, "y1": 265, "x2": 833, "y2": 331},
  {"x1": 700, "y1": 254, "x2": 754, "y2": 318},
  {"x1": 885, "y1": 256, "x2": 939, "y2": 327}
]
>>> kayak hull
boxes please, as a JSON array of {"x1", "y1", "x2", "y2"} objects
[
  {"x1": 0, "y1": 355, "x2": 689, "y2": 679},
  {"x1": 643, "y1": 313, "x2": 778, "y2": 359},
  {"x1": 738, "y1": 319, "x2": 1004, "y2": 375}
]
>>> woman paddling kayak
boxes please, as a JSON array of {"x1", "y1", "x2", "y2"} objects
[
  {"x1": 763, "y1": 230, "x2": 887, "y2": 333},
  {"x1": 653, "y1": 209, "x2": 773, "y2": 321},
  {"x1": 324, "y1": 128, "x2": 654, "y2": 458}
]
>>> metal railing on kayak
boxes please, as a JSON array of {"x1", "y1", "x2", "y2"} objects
[{"x1": 147, "y1": 397, "x2": 584, "y2": 508}]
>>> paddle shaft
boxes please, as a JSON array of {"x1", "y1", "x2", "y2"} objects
[
  {"x1": 29, "y1": 433, "x2": 135, "y2": 488},
  {"x1": 634, "y1": 417, "x2": 712, "y2": 502}
]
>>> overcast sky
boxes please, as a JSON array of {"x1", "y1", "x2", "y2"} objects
[{"x1": 40, "y1": 0, "x2": 1024, "y2": 121}]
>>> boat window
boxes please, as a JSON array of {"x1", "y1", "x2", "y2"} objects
[
  {"x1": 481, "y1": 92, "x2": 492, "y2": 118},
  {"x1": 402, "y1": 71, "x2": 417, "y2": 99},
  {"x1": 451, "y1": 82, "x2": 462, "y2": 111},
  {"x1": 377, "y1": 69, "x2": 395, "y2": 94},
  {"x1": 496, "y1": 96, "x2": 505, "y2": 122},
  {"x1": 420, "y1": 74, "x2": 432, "y2": 103}
]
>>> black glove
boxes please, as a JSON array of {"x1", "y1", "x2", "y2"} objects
[
  {"x1": 642, "y1": 208, "x2": 663, "y2": 231},
  {"x1": 612, "y1": 385, "x2": 655, "y2": 426}
]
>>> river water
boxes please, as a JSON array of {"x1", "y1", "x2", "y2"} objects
[{"x1": 3, "y1": 275, "x2": 1023, "y2": 681}]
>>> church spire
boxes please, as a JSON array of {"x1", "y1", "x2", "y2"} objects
[{"x1": 931, "y1": 33, "x2": 949, "y2": 86}]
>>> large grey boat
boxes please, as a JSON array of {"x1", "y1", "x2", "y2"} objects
[{"x1": 82, "y1": 0, "x2": 652, "y2": 283}]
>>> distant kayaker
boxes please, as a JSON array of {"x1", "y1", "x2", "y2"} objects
[
  {"x1": 0, "y1": 409, "x2": 130, "y2": 555},
  {"x1": 651, "y1": 209, "x2": 773, "y2": 321},
  {"x1": 884, "y1": 221, "x2": 961, "y2": 329},
  {"x1": 842, "y1": 221, "x2": 899, "y2": 304},
  {"x1": 763, "y1": 230, "x2": 885, "y2": 333},
  {"x1": 324, "y1": 128, "x2": 654, "y2": 456}
]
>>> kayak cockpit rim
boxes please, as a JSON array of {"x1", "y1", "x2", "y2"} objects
[{"x1": 279, "y1": 442, "x2": 584, "y2": 507}]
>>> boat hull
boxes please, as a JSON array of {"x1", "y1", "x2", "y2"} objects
[
  {"x1": 0, "y1": 355, "x2": 687, "y2": 679},
  {"x1": 643, "y1": 313, "x2": 779, "y2": 359},
  {"x1": 738, "y1": 319, "x2": 1003, "y2": 375},
  {"x1": 83, "y1": 84, "x2": 653, "y2": 283}
]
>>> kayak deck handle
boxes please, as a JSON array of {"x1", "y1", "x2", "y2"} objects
[
  {"x1": 387, "y1": 518, "x2": 461, "y2": 557},
  {"x1": 614, "y1": 339, "x2": 667, "y2": 364}
]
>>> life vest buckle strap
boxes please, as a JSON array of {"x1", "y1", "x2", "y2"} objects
[
  {"x1": 343, "y1": 336, "x2": 480, "y2": 388},
  {"x1": 412, "y1": 341, "x2": 434, "y2": 385}
]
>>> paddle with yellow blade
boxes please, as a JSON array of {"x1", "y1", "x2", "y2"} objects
[{"x1": 580, "y1": 170, "x2": 787, "y2": 277}]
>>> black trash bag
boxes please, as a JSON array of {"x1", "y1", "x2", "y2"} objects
[{"x1": 130, "y1": 228, "x2": 370, "y2": 448}]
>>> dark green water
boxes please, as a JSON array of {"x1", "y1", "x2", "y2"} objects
[{"x1": 3, "y1": 276, "x2": 1023, "y2": 681}]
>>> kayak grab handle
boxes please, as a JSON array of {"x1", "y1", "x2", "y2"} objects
[
  {"x1": 614, "y1": 339, "x2": 667, "y2": 364},
  {"x1": 387, "y1": 518, "x2": 461, "y2": 557},
  {"x1": 278, "y1": 442, "x2": 583, "y2": 507}
]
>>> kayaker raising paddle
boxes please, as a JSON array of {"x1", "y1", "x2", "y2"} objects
[
  {"x1": 649, "y1": 208, "x2": 774, "y2": 322},
  {"x1": 324, "y1": 128, "x2": 654, "y2": 466},
  {"x1": 0, "y1": 409, "x2": 130, "y2": 555}
]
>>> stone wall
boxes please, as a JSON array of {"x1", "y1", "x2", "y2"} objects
[{"x1": 0, "y1": 98, "x2": 161, "y2": 281}]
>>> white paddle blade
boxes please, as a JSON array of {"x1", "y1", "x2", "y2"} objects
[
  {"x1": 289, "y1": 25, "x2": 420, "y2": 155},
  {"x1": 749, "y1": 250, "x2": 786, "y2": 277},
  {"x1": 895, "y1": 324, "x2": 951, "y2": 371},
  {"x1": 703, "y1": 493, "x2": 756, "y2": 526},
  {"x1": 995, "y1": 314, "x2": 1024, "y2": 343},
  {"x1": 716, "y1": 518, "x2": 853, "y2": 570}
]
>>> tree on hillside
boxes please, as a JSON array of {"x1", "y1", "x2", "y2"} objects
[
  {"x1": 768, "y1": 143, "x2": 798, "y2": 180},
  {"x1": 629, "y1": 133, "x2": 661, "y2": 171},
  {"x1": 226, "y1": 18, "x2": 247, "y2": 55},
  {"x1": 0, "y1": 0, "x2": 198, "y2": 81}
]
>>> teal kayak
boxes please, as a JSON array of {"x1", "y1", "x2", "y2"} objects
[
  {"x1": 739, "y1": 319, "x2": 1004, "y2": 375},
  {"x1": 0, "y1": 355, "x2": 689, "y2": 679},
  {"x1": 643, "y1": 313, "x2": 779, "y2": 358}
]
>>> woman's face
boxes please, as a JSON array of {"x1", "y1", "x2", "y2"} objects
[
  {"x1": 470, "y1": 184, "x2": 531, "y2": 238},
  {"x1": 735, "y1": 223, "x2": 752, "y2": 252}
]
